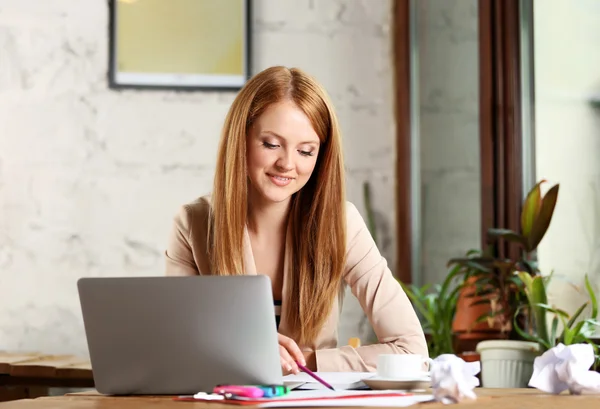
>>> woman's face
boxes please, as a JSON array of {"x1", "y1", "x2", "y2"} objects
[{"x1": 247, "y1": 99, "x2": 321, "y2": 206}]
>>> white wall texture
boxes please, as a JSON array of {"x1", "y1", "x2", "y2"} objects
[
  {"x1": 417, "y1": 0, "x2": 481, "y2": 285},
  {"x1": 534, "y1": 0, "x2": 600, "y2": 320},
  {"x1": 0, "y1": 0, "x2": 397, "y2": 356}
]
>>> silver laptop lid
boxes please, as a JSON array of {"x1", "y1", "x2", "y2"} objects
[{"x1": 78, "y1": 275, "x2": 283, "y2": 395}]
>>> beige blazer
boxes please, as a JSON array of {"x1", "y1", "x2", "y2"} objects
[{"x1": 164, "y1": 196, "x2": 428, "y2": 372}]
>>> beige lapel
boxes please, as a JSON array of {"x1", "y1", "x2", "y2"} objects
[
  {"x1": 242, "y1": 225, "x2": 257, "y2": 276},
  {"x1": 277, "y1": 219, "x2": 293, "y2": 336}
]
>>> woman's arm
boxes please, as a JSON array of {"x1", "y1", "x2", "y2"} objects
[
  {"x1": 315, "y1": 202, "x2": 428, "y2": 372},
  {"x1": 165, "y1": 204, "x2": 201, "y2": 276}
]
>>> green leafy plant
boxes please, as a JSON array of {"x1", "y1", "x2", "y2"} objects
[
  {"x1": 514, "y1": 272, "x2": 600, "y2": 368},
  {"x1": 399, "y1": 264, "x2": 465, "y2": 358},
  {"x1": 515, "y1": 272, "x2": 600, "y2": 347},
  {"x1": 448, "y1": 180, "x2": 560, "y2": 336}
]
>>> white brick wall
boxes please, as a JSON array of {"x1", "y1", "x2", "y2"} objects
[{"x1": 0, "y1": 0, "x2": 395, "y2": 355}]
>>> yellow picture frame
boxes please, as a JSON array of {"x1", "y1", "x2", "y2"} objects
[{"x1": 108, "y1": 0, "x2": 250, "y2": 90}]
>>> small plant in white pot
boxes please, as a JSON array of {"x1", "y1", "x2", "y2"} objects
[
  {"x1": 451, "y1": 180, "x2": 561, "y2": 387},
  {"x1": 476, "y1": 272, "x2": 600, "y2": 388}
]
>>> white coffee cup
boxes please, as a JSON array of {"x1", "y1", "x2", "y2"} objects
[{"x1": 376, "y1": 354, "x2": 433, "y2": 379}]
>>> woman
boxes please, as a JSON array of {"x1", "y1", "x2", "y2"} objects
[{"x1": 165, "y1": 66, "x2": 427, "y2": 375}]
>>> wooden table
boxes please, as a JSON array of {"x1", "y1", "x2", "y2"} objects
[
  {"x1": 0, "y1": 353, "x2": 94, "y2": 401},
  {"x1": 0, "y1": 388, "x2": 598, "y2": 408}
]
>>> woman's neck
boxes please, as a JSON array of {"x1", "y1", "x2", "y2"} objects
[{"x1": 247, "y1": 192, "x2": 291, "y2": 238}]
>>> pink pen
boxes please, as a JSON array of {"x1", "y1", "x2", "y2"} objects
[
  {"x1": 295, "y1": 361, "x2": 335, "y2": 390},
  {"x1": 213, "y1": 385, "x2": 265, "y2": 398}
]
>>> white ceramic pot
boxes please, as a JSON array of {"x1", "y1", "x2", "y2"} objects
[{"x1": 476, "y1": 340, "x2": 540, "y2": 388}]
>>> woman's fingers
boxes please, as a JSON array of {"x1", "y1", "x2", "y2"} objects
[
  {"x1": 278, "y1": 333, "x2": 306, "y2": 366},
  {"x1": 279, "y1": 344, "x2": 299, "y2": 375},
  {"x1": 278, "y1": 333, "x2": 306, "y2": 375}
]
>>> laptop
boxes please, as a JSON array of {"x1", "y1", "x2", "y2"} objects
[{"x1": 77, "y1": 275, "x2": 283, "y2": 395}]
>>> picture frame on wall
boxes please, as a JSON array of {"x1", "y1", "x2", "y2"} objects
[{"x1": 108, "y1": 0, "x2": 251, "y2": 91}]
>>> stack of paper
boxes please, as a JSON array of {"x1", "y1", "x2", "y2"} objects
[
  {"x1": 178, "y1": 389, "x2": 434, "y2": 407},
  {"x1": 257, "y1": 392, "x2": 434, "y2": 408}
]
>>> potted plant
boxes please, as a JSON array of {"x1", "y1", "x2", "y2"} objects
[
  {"x1": 399, "y1": 263, "x2": 464, "y2": 359},
  {"x1": 449, "y1": 180, "x2": 560, "y2": 387}
]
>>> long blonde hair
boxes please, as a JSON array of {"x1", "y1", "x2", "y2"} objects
[{"x1": 209, "y1": 66, "x2": 346, "y2": 346}]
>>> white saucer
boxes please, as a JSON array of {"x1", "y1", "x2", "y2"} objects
[{"x1": 362, "y1": 374, "x2": 431, "y2": 391}]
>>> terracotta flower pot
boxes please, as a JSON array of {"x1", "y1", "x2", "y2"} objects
[
  {"x1": 457, "y1": 351, "x2": 481, "y2": 362},
  {"x1": 452, "y1": 277, "x2": 507, "y2": 353}
]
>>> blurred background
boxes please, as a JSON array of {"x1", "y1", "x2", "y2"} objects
[{"x1": 0, "y1": 0, "x2": 598, "y2": 377}]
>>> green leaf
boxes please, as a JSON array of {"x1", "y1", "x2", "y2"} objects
[
  {"x1": 448, "y1": 256, "x2": 494, "y2": 270},
  {"x1": 464, "y1": 288, "x2": 497, "y2": 299},
  {"x1": 565, "y1": 302, "x2": 589, "y2": 330},
  {"x1": 518, "y1": 271, "x2": 534, "y2": 293},
  {"x1": 550, "y1": 316, "x2": 559, "y2": 346},
  {"x1": 465, "y1": 261, "x2": 494, "y2": 274},
  {"x1": 513, "y1": 305, "x2": 552, "y2": 350},
  {"x1": 487, "y1": 228, "x2": 528, "y2": 247},
  {"x1": 417, "y1": 284, "x2": 432, "y2": 297},
  {"x1": 470, "y1": 299, "x2": 493, "y2": 307},
  {"x1": 564, "y1": 318, "x2": 599, "y2": 344},
  {"x1": 400, "y1": 283, "x2": 431, "y2": 322},
  {"x1": 530, "y1": 277, "x2": 550, "y2": 343},
  {"x1": 443, "y1": 284, "x2": 462, "y2": 317},
  {"x1": 527, "y1": 184, "x2": 559, "y2": 250},
  {"x1": 563, "y1": 327, "x2": 574, "y2": 345},
  {"x1": 521, "y1": 180, "x2": 544, "y2": 245},
  {"x1": 580, "y1": 319, "x2": 600, "y2": 337},
  {"x1": 446, "y1": 257, "x2": 470, "y2": 268},
  {"x1": 556, "y1": 312, "x2": 570, "y2": 344},
  {"x1": 585, "y1": 274, "x2": 598, "y2": 319},
  {"x1": 508, "y1": 275, "x2": 525, "y2": 290},
  {"x1": 467, "y1": 273, "x2": 496, "y2": 285},
  {"x1": 521, "y1": 259, "x2": 539, "y2": 275},
  {"x1": 542, "y1": 270, "x2": 555, "y2": 286},
  {"x1": 474, "y1": 311, "x2": 494, "y2": 325},
  {"x1": 535, "y1": 303, "x2": 569, "y2": 318}
]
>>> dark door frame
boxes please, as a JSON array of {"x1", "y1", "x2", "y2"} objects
[
  {"x1": 479, "y1": 0, "x2": 524, "y2": 259},
  {"x1": 393, "y1": 0, "x2": 413, "y2": 284}
]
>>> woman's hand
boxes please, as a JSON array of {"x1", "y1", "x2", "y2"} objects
[{"x1": 278, "y1": 333, "x2": 306, "y2": 375}]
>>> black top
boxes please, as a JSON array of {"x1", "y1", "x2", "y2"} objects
[{"x1": 274, "y1": 299, "x2": 282, "y2": 329}]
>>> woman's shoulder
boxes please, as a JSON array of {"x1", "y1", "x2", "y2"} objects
[
  {"x1": 167, "y1": 195, "x2": 212, "y2": 274},
  {"x1": 343, "y1": 200, "x2": 367, "y2": 236},
  {"x1": 342, "y1": 199, "x2": 382, "y2": 254},
  {"x1": 172, "y1": 194, "x2": 212, "y2": 233},
  {"x1": 180, "y1": 194, "x2": 212, "y2": 214},
  {"x1": 343, "y1": 200, "x2": 360, "y2": 217}
]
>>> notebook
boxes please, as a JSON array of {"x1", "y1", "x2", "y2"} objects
[{"x1": 282, "y1": 372, "x2": 376, "y2": 390}]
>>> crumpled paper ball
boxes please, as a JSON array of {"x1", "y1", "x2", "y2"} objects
[
  {"x1": 529, "y1": 343, "x2": 600, "y2": 395},
  {"x1": 430, "y1": 354, "x2": 481, "y2": 404}
]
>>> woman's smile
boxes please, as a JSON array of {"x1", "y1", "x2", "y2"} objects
[{"x1": 267, "y1": 173, "x2": 294, "y2": 187}]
